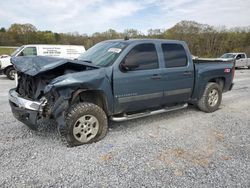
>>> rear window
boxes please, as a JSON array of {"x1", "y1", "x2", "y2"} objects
[{"x1": 162, "y1": 43, "x2": 187, "y2": 68}]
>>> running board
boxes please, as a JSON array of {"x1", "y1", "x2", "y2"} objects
[{"x1": 110, "y1": 103, "x2": 188, "y2": 122}]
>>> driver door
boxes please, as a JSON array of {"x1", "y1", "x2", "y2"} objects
[
  {"x1": 236, "y1": 54, "x2": 247, "y2": 67},
  {"x1": 113, "y1": 43, "x2": 163, "y2": 113}
]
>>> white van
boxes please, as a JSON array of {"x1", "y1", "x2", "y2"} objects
[{"x1": 0, "y1": 44, "x2": 85, "y2": 80}]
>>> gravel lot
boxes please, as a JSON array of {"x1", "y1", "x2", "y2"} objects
[{"x1": 0, "y1": 69, "x2": 250, "y2": 187}]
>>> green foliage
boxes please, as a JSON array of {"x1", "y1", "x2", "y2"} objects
[
  {"x1": 0, "y1": 48, "x2": 15, "y2": 55},
  {"x1": 162, "y1": 21, "x2": 250, "y2": 57},
  {"x1": 0, "y1": 21, "x2": 250, "y2": 57},
  {"x1": 0, "y1": 27, "x2": 6, "y2": 32}
]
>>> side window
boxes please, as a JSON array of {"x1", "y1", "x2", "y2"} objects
[
  {"x1": 125, "y1": 43, "x2": 158, "y2": 71},
  {"x1": 162, "y1": 43, "x2": 187, "y2": 68},
  {"x1": 241, "y1": 54, "x2": 246, "y2": 58},
  {"x1": 19, "y1": 47, "x2": 37, "y2": 56},
  {"x1": 236, "y1": 54, "x2": 242, "y2": 59}
]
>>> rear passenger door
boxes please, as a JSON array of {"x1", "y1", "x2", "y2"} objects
[
  {"x1": 160, "y1": 43, "x2": 194, "y2": 105},
  {"x1": 113, "y1": 43, "x2": 163, "y2": 113}
]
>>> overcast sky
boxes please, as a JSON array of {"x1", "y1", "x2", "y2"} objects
[{"x1": 0, "y1": 0, "x2": 249, "y2": 34}]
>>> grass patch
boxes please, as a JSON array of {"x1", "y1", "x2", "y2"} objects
[{"x1": 0, "y1": 48, "x2": 16, "y2": 55}]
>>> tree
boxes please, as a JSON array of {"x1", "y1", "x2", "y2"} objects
[
  {"x1": 0, "y1": 21, "x2": 249, "y2": 57},
  {"x1": 123, "y1": 29, "x2": 144, "y2": 38},
  {"x1": 0, "y1": 27, "x2": 6, "y2": 32},
  {"x1": 8, "y1": 23, "x2": 37, "y2": 45}
]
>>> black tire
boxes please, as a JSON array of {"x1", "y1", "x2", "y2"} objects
[
  {"x1": 6, "y1": 66, "x2": 16, "y2": 80},
  {"x1": 64, "y1": 102, "x2": 108, "y2": 146},
  {"x1": 197, "y1": 82, "x2": 222, "y2": 113}
]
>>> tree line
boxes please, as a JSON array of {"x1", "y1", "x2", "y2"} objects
[{"x1": 0, "y1": 21, "x2": 250, "y2": 57}]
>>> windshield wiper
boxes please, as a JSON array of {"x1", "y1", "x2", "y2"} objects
[
  {"x1": 76, "y1": 59, "x2": 101, "y2": 68},
  {"x1": 76, "y1": 59, "x2": 93, "y2": 64}
]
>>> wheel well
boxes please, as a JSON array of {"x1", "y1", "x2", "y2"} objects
[
  {"x1": 71, "y1": 90, "x2": 108, "y2": 114},
  {"x1": 208, "y1": 77, "x2": 225, "y2": 90}
]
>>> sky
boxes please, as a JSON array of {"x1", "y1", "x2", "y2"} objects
[{"x1": 0, "y1": 0, "x2": 250, "y2": 34}]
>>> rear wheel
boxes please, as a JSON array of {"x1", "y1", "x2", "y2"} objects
[
  {"x1": 197, "y1": 82, "x2": 222, "y2": 113},
  {"x1": 6, "y1": 67, "x2": 16, "y2": 80},
  {"x1": 64, "y1": 102, "x2": 108, "y2": 146}
]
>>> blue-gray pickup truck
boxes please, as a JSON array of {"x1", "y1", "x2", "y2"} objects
[{"x1": 9, "y1": 39, "x2": 234, "y2": 146}]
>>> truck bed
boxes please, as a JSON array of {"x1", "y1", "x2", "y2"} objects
[
  {"x1": 191, "y1": 58, "x2": 235, "y2": 100},
  {"x1": 193, "y1": 58, "x2": 235, "y2": 64}
]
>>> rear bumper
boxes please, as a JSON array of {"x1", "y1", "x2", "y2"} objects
[
  {"x1": 229, "y1": 83, "x2": 234, "y2": 91},
  {"x1": 9, "y1": 88, "x2": 47, "y2": 129}
]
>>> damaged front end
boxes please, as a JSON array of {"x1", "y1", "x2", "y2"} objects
[
  {"x1": 9, "y1": 56, "x2": 101, "y2": 130},
  {"x1": 9, "y1": 88, "x2": 47, "y2": 129}
]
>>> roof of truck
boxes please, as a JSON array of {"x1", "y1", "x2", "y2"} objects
[
  {"x1": 105, "y1": 38, "x2": 186, "y2": 44},
  {"x1": 224, "y1": 52, "x2": 246, "y2": 55},
  {"x1": 21, "y1": 44, "x2": 85, "y2": 47}
]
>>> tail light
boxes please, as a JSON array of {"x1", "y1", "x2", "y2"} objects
[{"x1": 224, "y1": 60, "x2": 235, "y2": 81}]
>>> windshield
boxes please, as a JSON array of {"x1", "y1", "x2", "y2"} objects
[
  {"x1": 78, "y1": 41, "x2": 128, "y2": 67},
  {"x1": 220, "y1": 53, "x2": 236, "y2": 59},
  {"x1": 11, "y1": 46, "x2": 24, "y2": 57}
]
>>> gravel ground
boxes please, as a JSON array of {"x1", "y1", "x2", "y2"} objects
[{"x1": 0, "y1": 69, "x2": 250, "y2": 187}]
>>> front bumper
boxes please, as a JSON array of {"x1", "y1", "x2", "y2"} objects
[{"x1": 9, "y1": 88, "x2": 47, "y2": 129}]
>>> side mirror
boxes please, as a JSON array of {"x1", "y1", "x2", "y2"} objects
[
  {"x1": 121, "y1": 57, "x2": 139, "y2": 71},
  {"x1": 236, "y1": 56, "x2": 241, "y2": 60},
  {"x1": 18, "y1": 51, "x2": 24, "y2": 56}
]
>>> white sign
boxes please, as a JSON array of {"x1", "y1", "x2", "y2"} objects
[{"x1": 108, "y1": 48, "x2": 122, "y2": 53}]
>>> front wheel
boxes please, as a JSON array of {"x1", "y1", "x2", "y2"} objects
[
  {"x1": 197, "y1": 82, "x2": 222, "y2": 113},
  {"x1": 64, "y1": 102, "x2": 108, "y2": 146},
  {"x1": 6, "y1": 67, "x2": 16, "y2": 80}
]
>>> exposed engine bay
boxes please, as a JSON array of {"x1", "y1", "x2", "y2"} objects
[{"x1": 13, "y1": 56, "x2": 99, "y2": 101}]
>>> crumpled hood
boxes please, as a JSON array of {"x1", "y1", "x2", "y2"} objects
[
  {"x1": 44, "y1": 68, "x2": 111, "y2": 93},
  {"x1": 11, "y1": 56, "x2": 99, "y2": 76}
]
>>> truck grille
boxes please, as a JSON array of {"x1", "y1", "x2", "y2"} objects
[{"x1": 17, "y1": 74, "x2": 37, "y2": 100}]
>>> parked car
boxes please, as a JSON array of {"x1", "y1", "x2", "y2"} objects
[
  {"x1": 9, "y1": 39, "x2": 234, "y2": 146},
  {"x1": 0, "y1": 44, "x2": 86, "y2": 80},
  {"x1": 220, "y1": 53, "x2": 250, "y2": 69}
]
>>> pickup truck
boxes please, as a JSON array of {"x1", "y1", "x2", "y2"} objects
[
  {"x1": 220, "y1": 52, "x2": 250, "y2": 69},
  {"x1": 9, "y1": 39, "x2": 235, "y2": 146}
]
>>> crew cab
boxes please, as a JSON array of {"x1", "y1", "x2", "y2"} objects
[
  {"x1": 220, "y1": 53, "x2": 250, "y2": 69},
  {"x1": 9, "y1": 39, "x2": 235, "y2": 146}
]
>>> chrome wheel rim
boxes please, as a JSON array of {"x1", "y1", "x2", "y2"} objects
[
  {"x1": 73, "y1": 115, "x2": 99, "y2": 143},
  {"x1": 208, "y1": 89, "x2": 219, "y2": 107}
]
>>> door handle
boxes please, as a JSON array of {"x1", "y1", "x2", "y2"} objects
[
  {"x1": 150, "y1": 74, "x2": 162, "y2": 80},
  {"x1": 183, "y1": 71, "x2": 192, "y2": 76}
]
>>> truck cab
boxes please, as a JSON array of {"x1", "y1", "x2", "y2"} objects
[{"x1": 220, "y1": 53, "x2": 250, "y2": 68}]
